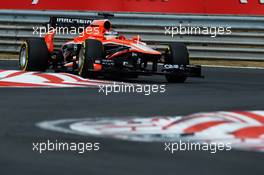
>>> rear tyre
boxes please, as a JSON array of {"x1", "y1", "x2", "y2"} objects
[
  {"x1": 165, "y1": 43, "x2": 189, "y2": 83},
  {"x1": 19, "y1": 38, "x2": 50, "y2": 71},
  {"x1": 78, "y1": 39, "x2": 104, "y2": 78}
]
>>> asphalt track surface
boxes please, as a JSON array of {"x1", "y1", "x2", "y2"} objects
[{"x1": 0, "y1": 60, "x2": 264, "y2": 175}]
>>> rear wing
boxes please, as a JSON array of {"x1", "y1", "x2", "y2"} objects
[
  {"x1": 49, "y1": 17, "x2": 93, "y2": 28},
  {"x1": 48, "y1": 13, "x2": 115, "y2": 28},
  {"x1": 44, "y1": 14, "x2": 114, "y2": 52}
]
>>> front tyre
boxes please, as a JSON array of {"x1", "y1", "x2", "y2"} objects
[
  {"x1": 19, "y1": 38, "x2": 50, "y2": 71},
  {"x1": 165, "y1": 43, "x2": 189, "y2": 83},
  {"x1": 78, "y1": 39, "x2": 104, "y2": 78}
]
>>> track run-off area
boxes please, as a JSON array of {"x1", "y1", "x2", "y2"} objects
[{"x1": 0, "y1": 60, "x2": 264, "y2": 175}]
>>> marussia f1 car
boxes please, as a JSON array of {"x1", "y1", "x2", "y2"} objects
[{"x1": 19, "y1": 16, "x2": 202, "y2": 83}]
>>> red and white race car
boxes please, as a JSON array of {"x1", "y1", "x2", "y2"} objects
[{"x1": 19, "y1": 16, "x2": 202, "y2": 83}]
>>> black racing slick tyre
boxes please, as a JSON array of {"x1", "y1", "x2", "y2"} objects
[
  {"x1": 78, "y1": 39, "x2": 104, "y2": 78},
  {"x1": 165, "y1": 43, "x2": 189, "y2": 83},
  {"x1": 19, "y1": 38, "x2": 50, "y2": 71}
]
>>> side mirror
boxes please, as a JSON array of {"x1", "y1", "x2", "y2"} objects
[
  {"x1": 118, "y1": 35, "x2": 126, "y2": 40},
  {"x1": 132, "y1": 35, "x2": 142, "y2": 43}
]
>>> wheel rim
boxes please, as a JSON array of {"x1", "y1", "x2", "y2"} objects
[{"x1": 19, "y1": 45, "x2": 27, "y2": 70}]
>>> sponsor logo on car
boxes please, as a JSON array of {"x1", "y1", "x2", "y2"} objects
[{"x1": 163, "y1": 64, "x2": 180, "y2": 69}]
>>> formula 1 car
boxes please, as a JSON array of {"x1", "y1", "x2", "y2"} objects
[{"x1": 19, "y1": 16, "x2": 202, "y2": 83}]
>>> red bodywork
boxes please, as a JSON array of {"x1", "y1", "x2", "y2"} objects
[{"x1": 45, "y1": 19, "x2": 161, "y2": 57}]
